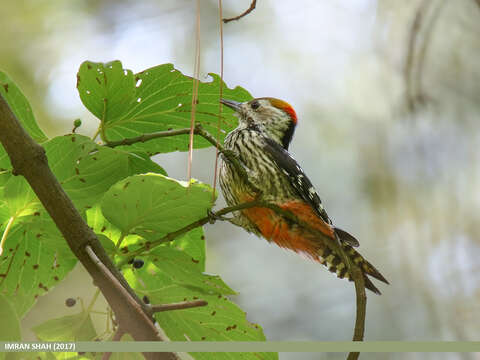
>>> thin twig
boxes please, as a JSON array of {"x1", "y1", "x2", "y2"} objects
[
  {"x1": 102, "y1": 327, "x2": 126, "y2": 360},
  {"x1": 117, "y1": 200, "x2": 263, "y2": 266},
  {"x1": 223, "y1": 0, "x2": 257, "y2": 23},
  {"x1": 105, "y1": 128, "x2": 193, "y2": 147},
  {"x1": 413, "y1": 0, "x2": 446, "y2": 108},
  {"x1": 85, "y1": 246, "x2": 145, "y2": 317},
  {"x1": 188, "y1": 0, "x2": 201, "y2": 180},
  {"x1": 151, "y1": 300, "x2": 208, "y2": 313},
  {"x1": 105, "y1": 125, "x2": 260, "y2": 193},
  {"x1": 404, "y1": 0, "x2": 430, "y2": 113},
  {"x1": 212, "y1": 0, "x2": 225, "y2": 201},
  {"x1": 341, "y1": 233, "x2": 366, "y2": 360}
]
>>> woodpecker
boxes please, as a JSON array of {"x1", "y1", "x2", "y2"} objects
[{"x1": 219, "y1": 97, "x2": 388, "y2": 294}]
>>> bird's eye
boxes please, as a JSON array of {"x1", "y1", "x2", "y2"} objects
[{"x1": 250, "y1": 101, "x2": 260, "y2": 110}]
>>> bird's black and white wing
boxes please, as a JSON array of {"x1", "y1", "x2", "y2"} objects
[{"x1": 262, "y1": 137, "x2": 360, "y2": 247}]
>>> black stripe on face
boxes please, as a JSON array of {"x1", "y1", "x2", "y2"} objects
[{"x1": 281, "y1": 121, "x2": 296, "y2": 150}]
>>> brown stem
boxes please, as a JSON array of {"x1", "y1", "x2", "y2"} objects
[
  {"x1": 105, "y1": 128, "x2": 193, "y2": 147},
  {"x1": 0, "y1": 94, "x2": 178, "y2": 360},
  {"x1": 341, "y1": 234, "x2": 366, "y2": 360},
  {"x1": 404, "y1": 0, "x2": 431, "y2": 112},
  {"x1": 102, "y1": 327, "x2": 126, "y2": 360},
  {"x1": 151, "y1": 300, "x2": 208, "y2": 313},
  {"x1": 223, "y1": 0, "x2": 257, "y2": 23},
  {"x1": 105, "y1": 124, "x2": 260, "y2": 193},
  {"x1": 118, "y1": 200, "x2": 264, "y2": 265}
]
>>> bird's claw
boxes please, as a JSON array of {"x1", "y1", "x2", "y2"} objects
[{"x1": 207, "y1": 209, "x2": 231, "y2": 224}]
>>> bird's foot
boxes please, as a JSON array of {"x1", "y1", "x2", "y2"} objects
[{"x1": 207, "y1": 209, "x2": 232, "y2": 224}]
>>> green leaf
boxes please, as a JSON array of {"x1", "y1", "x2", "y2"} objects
[
  {"x1": 43, "y1": 134, "x2": 165, "y2": 212},
  {"x1": 86, "y1": 204, "x2": 148, "y2": 261},
  {"x1": 101, "y1": 174, "x2": 214, "y2": 241},
  {"x1": 0, "y1": 201, "x2": 9, "y2": 231},
  {"x1": 3, "y1": 176, "x2": 41, "y2": 218},
  {"x1": 124, "y1": 263, "x2": 276, "y2": 360},
  {"x1": 96, "y1": 234, "x2": 116, "y2": 256},
  {"x1": 32, "y1": 311, "x2": 97, "y2": 341},
  {"x1": 86, "y1": 204, "x2": 122, "y2": 240},
  {"x1": 0, "y1": 212, "x2": 76, "y2": 317},
  {"x1": 77, "y1": 61, "x2": 252, "y2": 154},
  {"x1": 140, "y1": 246, "x2": 235, "y2": 296},
  {"x1": 0, "y1": 71, "x2": 48, "y2": 170},
  {"x1": 0, "y1": 293, "x2": 21, "y2": 341},
  {"x1": 170, "y1": 227, "x2": 206, "y2": 271}
]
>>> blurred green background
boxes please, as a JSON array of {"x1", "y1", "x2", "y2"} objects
[{"x1": 1, "y1": 1, "x2": 480, "y2": 359}]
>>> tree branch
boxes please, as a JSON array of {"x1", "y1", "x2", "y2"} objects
[
  {"x1": 105, "y1": 128, "x2": 193, "y2": 147},
  {"x1": 223, "y1": 0, "x2": 257, "y2": 23},
  {"x1": 0, "y1": 94, "x2": 178, "y2": 360},
  {"x1": 117, "y1": 200, "x2": 264, "y2": 266},
  {"x1": 151, "y1": 300, "x2": 208, "y2": 313}
]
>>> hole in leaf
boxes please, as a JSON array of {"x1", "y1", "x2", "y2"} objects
[
  {"x1": 136, "y1": 79, "x2": 142, "y2": 87},
  {"x1": 124, "y1": 70, "x2": 128, "y2": 76},
  {"x1": 86, "y1": 90, "x2": 91, "y2": 95},
  {"x1": 177, "y1": 103, "x2": 182, "y2": 107},
  {"x1": 137, "y1": 98, "x2": 142, "y2": 103}
]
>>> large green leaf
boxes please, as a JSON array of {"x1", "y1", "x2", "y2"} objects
[
  {"x1": 124, "y1": 263, "x2": 277, "y2": 360},
  {"x1": 0, "y1": 71, "x2": 48, "y2": 170},
  {"x1": 140, "y1": 246, "x2": 235, "y2": 296},
  {"x1": 32, "y1": 311, "x2": 97, "y2": 341},
  {"x1": 101, "y1": 174, "x2": 214, "y2": 242},
  {"x1": 43, "y1": 134, "x2": 166, "y2": 212},
  {"x1": 0, "y1": 293, "x2": 21, "y2": 341},
  {"x1": 3, "y1": 176, "x2": 41, "y2": 218},
  {"x1": 170, "y1": 227, "x2": 206, "y2": 272},
  {"x1": 77, "y1": 61, "x2": 252, "y2": 154},
  {"x1": 0, "y1": 212, "x2": 76, "y2": 317},
  {"x1": 86, "y1": 201, "x2": 208, "y2": 272},
  {"x1": 85, "y1": 204, "x2": 146, "y2": 260}
]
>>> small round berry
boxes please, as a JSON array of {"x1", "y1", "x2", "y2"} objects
[
  {"x1": 132, "y1": 259, "x2": 144, "y2": 269},
  {"x1": 73, "y1": 119, "x2": 82, "y2": 127},
  {"x1": 65, "y1": 298, "x2": 76, "y2": 307}
]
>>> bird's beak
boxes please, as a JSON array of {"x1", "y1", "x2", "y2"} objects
[{"x1": 220, "y1": 98, "x2": 242, "y2": 112}]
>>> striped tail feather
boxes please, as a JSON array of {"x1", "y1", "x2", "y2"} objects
[
  {"x1": 319, "y1": 244, "x2": 389, "y2": 295},
  {"x1": 238, "y1": 199, "x2": 388, "y2": 294}
]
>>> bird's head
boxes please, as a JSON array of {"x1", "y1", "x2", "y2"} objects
[{"x1": 221, "y1": 97, "x2": 298, "y2": 150}]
